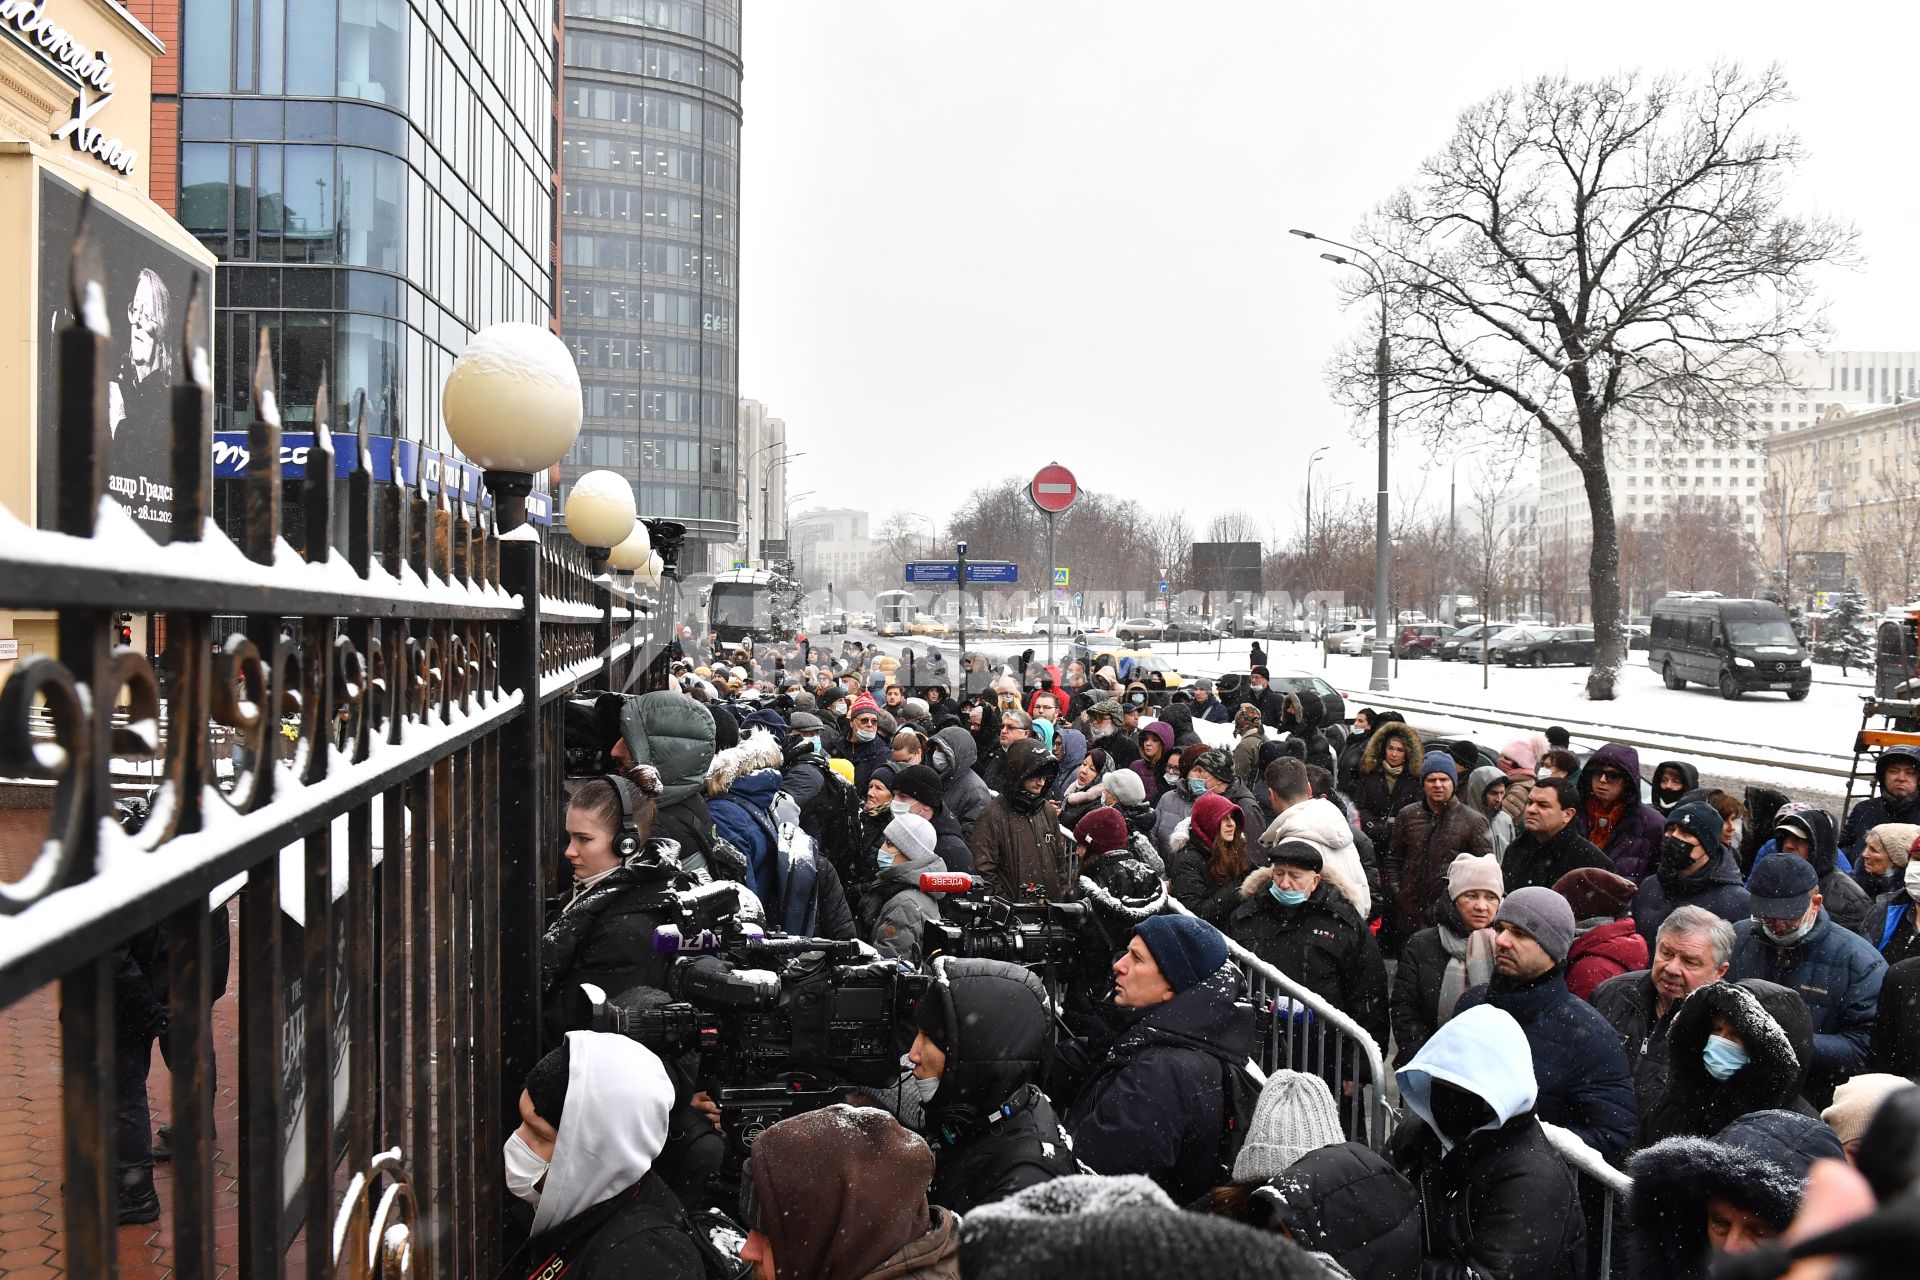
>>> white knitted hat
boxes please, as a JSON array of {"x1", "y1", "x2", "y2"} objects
[{"x1": 1230, "y1": 1069, "x2": 1344, "y2": 1182}]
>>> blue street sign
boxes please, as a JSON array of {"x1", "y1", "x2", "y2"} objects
[
  {"x1": 905, "y1": 561, "x2": 958, "y2": 583},
  {"x1": 966, "y1": 561, "x2": 1019, "y2": 584},
  {"x1": 1158, "y1": 580, "x2": 1169, "y2": 594},
  {"x1": 906, "y1": 561, "x2": 1018, "y2": 584}
]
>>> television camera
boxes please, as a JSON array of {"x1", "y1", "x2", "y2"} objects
[{"x1": 585, "y1": 882, "x2": 928, "y2": 1162}]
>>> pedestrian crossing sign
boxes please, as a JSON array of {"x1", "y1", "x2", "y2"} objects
[{"x1": 1053, "y1": 567, "x2": 1069, "y2": 587}]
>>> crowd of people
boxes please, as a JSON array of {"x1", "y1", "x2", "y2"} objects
[{"x1": 505, "y1": 635, "x2": 1920, "y2": 1280}]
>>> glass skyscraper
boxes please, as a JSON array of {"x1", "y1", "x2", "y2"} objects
[
  {"x1": 168, "y1": 0, "x2": 556, "y2": 501},
  {"x1": 556, "y1": 0, "x2": 743, "y2": 572}
]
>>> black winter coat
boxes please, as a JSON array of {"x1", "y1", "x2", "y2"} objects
[
  {"x1": 1059, "y1": 965, "x2": 1256, "y2": 1203},
  {"x1": 650, "y1": 795, "x2": 717, "y2": 874},
  {"x1": 1838, "y1": 745, "x2": 1920, "y2": 857},
  {"x1": 1637, "y1": 978, "x2": 1817, "y2": 1147},
  {"x1": 1872, "y1": 954, "x2": 1920, "y2": 1076},
  {"x1": 1350, "y1": 722, "x2": 1426, "y2": 850},
  {"x1": 1227, "y1": 879, "x2": 1389, "y2": 1054},
  {"x1": 1387, "y1": 1111, "x2": 1586, "y2": 1280},
  {"x1": 540, "y1": 855, "x2": 679, "y2": 1046},
  {"x1": 1591, "y1": 970, "x2": 1677, "y2": 1118},
  {"x1": 928, "y1": 803, "x2": 975, "y2": 875},
  {"x1": 507, "y1": 1174, "x2": 704, "y2": 1280},
  {"x1": 928, "y1": 1084, "x2": 1078, "y2": 1216},
  {"x1": 1500, "y1": 823, "x2": 1615, "y2": 893},
  {"x1": 1254, "y1": 1140, "x2": 1421, "y2": 1280},
  {"x1": 1390, "y1": 897, "x2": 1476, "y2": 1067},
  {"x1": 1632, "y1": 846, "x2": 1751, "y2": 945},
  {"x1": 1457, "y1": 970, "x2": 1638, "y2": 1160},
  {"x1": 846, "y1": 732, "x2": 893, "y2": 796},
  {"x1": 1167, "y1": 830, "x2": 1244, "y2": 929}
]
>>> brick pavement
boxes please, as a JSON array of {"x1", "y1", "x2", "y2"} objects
[{"x1": 0, "y1": 807, "x2": 243, "y2": 1278}]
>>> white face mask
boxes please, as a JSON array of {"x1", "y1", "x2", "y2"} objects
[
  {"x1": 1905, "y1": 858, "x2": 1920, "y2": 904},
  {"x1": 889, "y1": 798, "x2": 914, "y2": 816},
  {"x1": 503, "y1": 1131, "x2": 549, "y2": 1206}
]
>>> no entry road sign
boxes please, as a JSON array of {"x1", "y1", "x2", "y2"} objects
[{"x1": 1029, "y1": 464, "x2": 1078, "y2": 515}]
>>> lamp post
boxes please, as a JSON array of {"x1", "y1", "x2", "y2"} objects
[
  {"x1": 1304, "y1": 445, "x2": 1329, "y2": 561},
  {"x1": 1444, "y1": 445, "x2": 1490, "y2": 624},
  {"x1": 565, "y1": 468, "x2": 638, "y2": 568},
  {"x1": 440, "y1": 319, "x2": 585, "y2": 1127},
  {"x1": 1291, "y1": 228, "x2": 1392, "y2": 692},
  {"x1": 757, "y1": 451, "x2": 805, "y2": 566},
  {"x1": 745, "y1": 442, "x2": 796, "y2": 567}
]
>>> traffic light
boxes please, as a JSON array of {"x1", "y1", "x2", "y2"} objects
[{"x1": 115, "y1": 613, "x2": 133, "y2": 648}]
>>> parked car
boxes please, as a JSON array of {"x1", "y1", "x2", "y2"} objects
[
  {"x1": 1434, "y1": 622, "x2": 1509, "y2": 662},
  {"x1": 1339, "y1": 628, "x2": 1375, "y2": 657},
  {"x1": 1322, "y1": 621, "x2": 1367, "y2": 654},
  {"x1": 1491, "y1": 625, "x2": 1595, "y2": 667},
  {"x1": 1626, "y1": 624, "x2": 1651, "y2": 651},
  {"x1": 1271, "y1": 620, "x2": 1311, "y2": 642},
  {"x1": 910, "y1": 615, "x2": 950, "y2": 637},
  {"x1": 1649, "y1": 595, "x2": 1811, "y2": 700},
  {"x1": 1394, "y1": 623, "x2": 1451, "y2": 659},
  {"x1": 1116, "y1": 617, "x2": 1166, "y2": 643},
  {"x1": 1262, "y1": 670, "x2": 1348, "y2": 725},
  {"x1": 1160, "y1": 617, "x2": 1217, "y2": 642}
]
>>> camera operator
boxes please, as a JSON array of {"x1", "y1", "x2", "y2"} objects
[
  {"x1": 541, "y1": 773, "x2": 684, "y2": 1048},
  {"x1": 739, "y1": 1105, "x2": 958, "y2": 1280},
  {"x1": 908, "y1": 957, "x2": 1078, "y2": 1214},
  {"x1": 1053, "y1": 916, "x2": 1257, "y2": 1202},
  {"x1": 862, "y1": 813, "x2": 949, "y2": 967},
  {"x1": 503, "y1": 1033, "x2": 705, "y2": 1280}
]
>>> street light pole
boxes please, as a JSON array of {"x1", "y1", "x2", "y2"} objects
[
  {"x1": 1291, "y1": 228, "x2": 1392, "y2": 692},
  {"x1": 1305, "y1": 445, "x2": 1328, "y2": 563},
  {"x1": 1447, "y1": 446, "x2": 1488, "y2": 623}
]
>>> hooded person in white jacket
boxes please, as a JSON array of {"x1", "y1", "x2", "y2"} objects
[
  {"x1": 1258, "y1": 759, "x2": 1371, "y2": 919},
  {"x1": 504, "y1": 1031, "x2": 704, "y2": 1280}
]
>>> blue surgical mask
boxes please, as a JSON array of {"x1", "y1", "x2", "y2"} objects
[
  {"x1": 877, "y1": 845, "x2": 898, "y2": 871},
  {"x1": 1702, "y1": 1034, "x2": 1749, "y2": 1081},
  {"x1": 1187, "y1": 777, "x2": 1207, "y2": 796},
  {"x1": 1270, "y1": 882, "x2": 1308, "y2": 907},
  {"x1": 855, "y1": 728, "x2": 876, "y2": 743}
]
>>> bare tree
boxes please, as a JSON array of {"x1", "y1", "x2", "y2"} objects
[
  {"x1": 1760, "y1": 445, "x2": 1826, "y2": 602},
  {"x1": 1330, "y1": 65, "x2": 1854, "y2": 697},
  {"x1": 1856, "y1": 459, "x2": 1920, "y2": 607},
  {"x1": 1206, "y1": 509, "x2": 1263, "y2": 544}
]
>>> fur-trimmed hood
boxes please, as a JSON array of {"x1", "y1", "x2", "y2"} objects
[
  {"x1": 1257, "y1": 797, "x2": 1371, "y2": 918},
  {"x1": 1646, "y1": 979, "x2": 1812, "y2": 1143},
  {"x1": 1357, "y1": 722, "x2": 1423, "y2": 777},
  {"x1": 1626, "y1": 1109, "x2": 1843, "y2": 1280},
  {"x1": 704, "y1": 728, "x2": 787, "y2": 797}
]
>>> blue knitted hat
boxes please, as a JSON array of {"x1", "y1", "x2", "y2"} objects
[{"x1": 1133, "y1": 915, "x2": 1228, "y2": 994}]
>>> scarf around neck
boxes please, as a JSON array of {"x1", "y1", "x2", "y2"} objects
[{"x1": 1436, "y1": 923, "x2": 1498, "y2": 1023}]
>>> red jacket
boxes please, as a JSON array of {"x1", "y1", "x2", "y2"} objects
[{"x1": 1566, "y1": 917, "x2": 1649, "y2": 1001}]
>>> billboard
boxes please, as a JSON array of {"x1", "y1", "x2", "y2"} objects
[
  {"x1": 37, "y1": 171, "x2": 215, "y2": 543},
  {"x1": 1190, "y1": 541, "x2": 1263, "y2": 592}
]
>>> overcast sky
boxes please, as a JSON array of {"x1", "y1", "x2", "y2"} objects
[{"x1": 738, "y1": 1, "x2": 1919, "y2": 544}]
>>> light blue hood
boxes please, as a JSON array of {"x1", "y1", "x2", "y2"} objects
[{"x1": 1396, "y1": 1003, "x2": 1536, "y2": 1152}]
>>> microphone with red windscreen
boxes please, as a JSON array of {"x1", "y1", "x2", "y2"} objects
[{"x1": 920, "y1": 872, "x2": 974, "y2": 895}]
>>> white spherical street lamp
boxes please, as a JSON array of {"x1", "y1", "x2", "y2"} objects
[
  {"x1": 442, "y1": 321, "x2": 582, "y2": 529},
  {"x1": 565, "y1": 468, "x2": 637, "y2": 561},
  {"x1": 607, "y1": 522, "x2": 653, "y2": 573}
]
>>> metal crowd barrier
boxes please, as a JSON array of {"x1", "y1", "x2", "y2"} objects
[
  {"x1": 1165, "y1": 895, "x2": 1393, "y2": 1143},
  {"x1": 1542, "y1": 1121, "x2": 1632, "y2": 1277}
]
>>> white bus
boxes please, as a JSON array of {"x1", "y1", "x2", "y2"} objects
[{"x1": 875, "y1": 590, "x2": 917, "y2": 637}]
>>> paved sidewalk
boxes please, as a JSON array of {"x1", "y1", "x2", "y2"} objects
[{"x1": 0, "y1": 809, "x2": 243, "y2": 1279}]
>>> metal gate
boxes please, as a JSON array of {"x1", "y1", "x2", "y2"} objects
[{"x1": 0, "y1": 215, "x2": 667, "y2": 1275}]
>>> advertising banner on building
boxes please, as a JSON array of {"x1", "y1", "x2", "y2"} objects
[{"x1": 36, "y1": 171, "x2": 214, "y2": 542}]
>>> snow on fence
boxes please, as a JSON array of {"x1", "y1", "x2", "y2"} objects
[{"x1": 0, "y1": 207, "x2": 681, "y2": 1277}]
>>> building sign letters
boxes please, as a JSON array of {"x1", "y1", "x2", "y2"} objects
[{"x1": 0, "y1": 0, "x2": 140, "y2": 174}]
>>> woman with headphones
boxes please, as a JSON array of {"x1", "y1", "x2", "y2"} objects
[{"x1": 540, "y1": 767, "x2": 685, "y2": 1049}]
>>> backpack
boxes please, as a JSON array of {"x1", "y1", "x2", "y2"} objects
[
  {"x1": 791, "y1": 758, "x2": 866, "y2": 887},
  {"x1": 1215, "y1": 1054, "x2": 1262, "y2": 1179}
]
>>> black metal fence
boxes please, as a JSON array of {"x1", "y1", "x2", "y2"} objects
[{"x1": 0, "y1": 205, "x2": 668, "y2": 1276}]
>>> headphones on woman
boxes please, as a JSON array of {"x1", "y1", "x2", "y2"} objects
[{"x1": 604, "y1": 774, "x2": 642, "y2": 858}]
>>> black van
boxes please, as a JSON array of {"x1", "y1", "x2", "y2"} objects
[{"x1": 1648, "y1": 595, "x2": 1812, "y2": 701}]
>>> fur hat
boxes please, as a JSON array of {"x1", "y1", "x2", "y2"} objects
[{"x1": 1553, "y1": 867, "x2": 1639, "y2": 921}]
